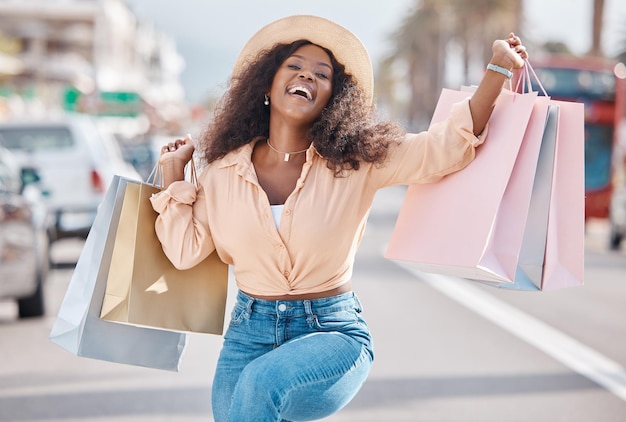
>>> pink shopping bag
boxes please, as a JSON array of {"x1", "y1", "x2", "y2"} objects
[
  {"x1": 541, "y1": 99, "x2": 585, "y2": 290},
  {"x1": 482, "y1": 103, "x2": 558, "y2": 290},
  {"x1": 487, "y1": 99, "x2": 585, "y2": 291},
  {"x1": 474, "y1": 62, "x2": 585, "y2": 291},
  {"x1": 385, "y1": 87, "x2": 541, "y2": 283}
]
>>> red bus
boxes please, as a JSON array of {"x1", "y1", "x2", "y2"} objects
[{"x1": 528, "y1": 54, "x2": 626, "y2": 219}]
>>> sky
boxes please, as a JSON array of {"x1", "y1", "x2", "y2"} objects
[{"x1": 125, "y1": 0, "x2": 626, "y2": 103}]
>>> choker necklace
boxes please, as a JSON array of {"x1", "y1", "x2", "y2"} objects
[{"x1": 266, "y1": 139, "x2": 309, "y2": 162}]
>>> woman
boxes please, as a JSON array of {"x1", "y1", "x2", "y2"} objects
[{"x1": 151, "y1": 15, "x2": 527, "y2": 422}]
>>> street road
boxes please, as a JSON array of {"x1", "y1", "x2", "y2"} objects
[{"x1": 1, "y1": 185, "x2": 625, "y2": 421}]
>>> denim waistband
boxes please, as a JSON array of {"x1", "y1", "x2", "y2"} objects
[{"x1": 236, "y1": 290, "x2": 362, "y2": 316}]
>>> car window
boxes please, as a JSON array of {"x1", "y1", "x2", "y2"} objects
[{"x1": 0, "y1": 127, "x2": 74, "y2": 151}]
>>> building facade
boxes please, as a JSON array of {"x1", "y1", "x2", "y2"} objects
[{"x1": 0, "y1": 0, "x2": 186, "y2": 134}]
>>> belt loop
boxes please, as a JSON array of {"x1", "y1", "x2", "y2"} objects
[
  {"x1": 245, "y1": 295, "x2": 255, "y2": 317},
  {"x1": 303, "y1": 299, "x2": 315, "y2": 325},
  {"x1": 303, "y1": 299, "x2": 313, "y2": 316},
  {"x1": 353, "y1": 293, "x2": 363, "y2": 313}
]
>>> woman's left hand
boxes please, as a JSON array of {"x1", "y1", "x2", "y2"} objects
[{"x1": 491, "y1": 33, "x2": 528, "y2": 70}]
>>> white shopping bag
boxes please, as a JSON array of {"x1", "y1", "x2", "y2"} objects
[{"x1": 49, "y1": 175, "x2": 188, "y2": 371}]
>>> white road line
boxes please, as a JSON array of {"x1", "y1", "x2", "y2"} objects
[{"x1": 396, "y1": 263, "x2": 626, "y2": 402}]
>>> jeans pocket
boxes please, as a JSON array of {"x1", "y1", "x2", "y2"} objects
[
  {"x1": 311, "y1": 309, "x2": 360, "y2": 331},
  {"x1": 229, "y1": 303, "x2": 249, "y2": 326}
]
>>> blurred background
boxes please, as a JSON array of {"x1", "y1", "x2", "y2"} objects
[
  {"x1": 0, "y1": 0, "x2": 625, "y2": 322},
  {"x1": 1, "y1": 0, "x2": 626, "y2": 218},
  {"x1": 1, "y1": 2, "x2": 626, "y2": 421}
]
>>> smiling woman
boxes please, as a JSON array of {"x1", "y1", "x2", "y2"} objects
[{"x1": 147, "y1": 13, "x2": 528, "y2": 421}]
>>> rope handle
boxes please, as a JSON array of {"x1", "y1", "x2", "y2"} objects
[
  {"x1": 513, "y1": 59, "x2": 549, "y2": 97},
  {"x1": 147, "y1": 156, "x2": 198, "y2": 189}
]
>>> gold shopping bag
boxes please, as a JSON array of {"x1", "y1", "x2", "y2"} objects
[{"x1": 100, "y1": 174, "x2": 228, "y2": 334}]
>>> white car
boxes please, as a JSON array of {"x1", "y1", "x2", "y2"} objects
[
  {"x1": 0, "y1": 147, "x2": 49, "y2": 317},
  {"x1": 0, "y1": 115, "x2": 141, "y2": 242}
]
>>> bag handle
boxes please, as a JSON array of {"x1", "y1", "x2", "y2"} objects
[
  {"x1": 148, "y1": 156, "x2": 197, "y2": 188},
  {"x1": 514, "y1": 59, "x2": 549, "y2": 97}
]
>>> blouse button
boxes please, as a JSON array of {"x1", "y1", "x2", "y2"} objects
[
  {"x1": 284, "y1": 209, "x2": 292, "y2": 215},
  {"x1": 283, "y1": 270, "x2": 290, "y2": 277}
]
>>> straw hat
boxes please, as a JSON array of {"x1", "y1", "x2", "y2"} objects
[{"x1": 232, "y1": 15, "x2": 373, "y2": 105}]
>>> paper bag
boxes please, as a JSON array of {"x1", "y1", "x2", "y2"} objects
[
  {"x1": 49, "y1": 176, "x2": 188, "y2": 371},
  {"x1": 482, "y1": 103, "x2": 558, "y2": 290},
  {"x1": 541, "y1": 99, "x2": 585, "y2": 290},
  {"x1": 100, "y1": 181, "x2": 228, "y2": 334},
  {"x1": 385, "y1": 88, "x2": 539, "y2": 282}
]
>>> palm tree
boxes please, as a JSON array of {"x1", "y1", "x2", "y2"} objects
[
  {"x1": 380, "y1": 0, "x2": 446, "y2": 130},
  {"x1": 589, "y1": 0, "x2": 605, "y2": 57},
  {"x1": 379, "y1": 0, "x2": 521, "y2": 131},
  {"x1": 445, "y1": 0, "x2": 521, "y2": 82}
]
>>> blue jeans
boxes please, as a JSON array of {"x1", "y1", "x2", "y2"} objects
[{"x1": 211, "y1": 290, "x2": 374, "y2": 422}]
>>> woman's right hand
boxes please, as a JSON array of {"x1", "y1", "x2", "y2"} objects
[
  {"x1": 158, "y1": 134, "x2": 196, "y2": 187},
  {"x1": 159, "y1": 134, "x2": 196, "y2": 167},
  {"x1": 491, "y1": 33, "x2": 527, "y2": 71}
]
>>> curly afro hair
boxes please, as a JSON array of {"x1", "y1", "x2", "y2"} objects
[{"x1": 197, "y1": 40, "x2": 405, "y2": 176}]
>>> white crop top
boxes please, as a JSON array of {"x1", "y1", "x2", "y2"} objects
[{"x1": 270, "y1": 204, "x2": 283, "y2": 229}]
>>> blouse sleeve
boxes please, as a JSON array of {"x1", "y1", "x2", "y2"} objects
[
  {"x1": 371, "y1": 97, "x2": 488, "y2": 188},
  {"x1": 149, "y1": 179, "x2": 215, "y2": 270}
]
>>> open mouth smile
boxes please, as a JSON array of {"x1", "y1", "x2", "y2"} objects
[{"x1": 288, "y1": 84, "x2": 313, "y2": 101}]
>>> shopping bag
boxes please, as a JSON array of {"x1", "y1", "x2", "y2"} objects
[
  {"x1": 100, "y1": 177, "x2": 228, "y2": 334},
  {"x1": 49, "y1": 176, "x2": 188, "y2": 371},
  {"x1": 540, "y1": 99, "x2": 585, "y2": 290},
  {"x1": 480, "y1": 103, "x2": 558, "y2": 290},
  {"x1": 480, "y1": 99, "x2": 585, "y2": 291},
  {"x1": 505, "y1": 64, "x2": 585, "y2": 290},
  {"x1": 385, "y1": 64, "x2": 585, "y2": 291},
  {"x1": 385, "y1": 87, "x2": 540, "y2": 283},
  {"x1": 465, "y1": 65, "x2": 585, "y2": 291}
]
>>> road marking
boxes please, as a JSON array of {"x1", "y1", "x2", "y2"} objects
[{"x1": 396, "y1": 263, "x2": 626, "y2": 402}]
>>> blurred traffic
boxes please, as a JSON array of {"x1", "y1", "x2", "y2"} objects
[
  {"x1": 0, "y1": 146, "x2": 48, "y2": 318},
  {"x1": 0, "y1": 0, "x2": 192, "y2": 318},
  {"x1": 0, "y1": 116, "x2": 141, "y2": 242},
  {"x1": 529, "y1": 56, "x2": 626, "y2": 228}
]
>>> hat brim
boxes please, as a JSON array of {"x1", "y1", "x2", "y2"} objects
[{"x1": 232, "y1": 15, "x2": 373, "y2": 105}]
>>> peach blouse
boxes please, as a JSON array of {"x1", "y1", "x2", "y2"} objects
[{"x1": 150, "y1": 98, "x2": 484, "y2": 296}]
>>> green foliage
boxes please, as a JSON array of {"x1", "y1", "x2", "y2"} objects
[{"x1": 543, "y1": 42, "x2": 574, "y2": 55}]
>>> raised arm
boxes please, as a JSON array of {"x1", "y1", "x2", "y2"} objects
[{"x1": 469, "y1": 33, "x2": 528, "y2": 136}]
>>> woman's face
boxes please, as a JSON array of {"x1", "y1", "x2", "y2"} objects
[{"x1": 268, "y1": 43, "x2": 334, "y2": 125}]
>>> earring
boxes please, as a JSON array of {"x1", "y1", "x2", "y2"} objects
[{"x1": 264, "y1": 94, "x2": 270, "y2": 106}]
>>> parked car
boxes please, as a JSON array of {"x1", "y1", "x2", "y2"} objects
[
  {"x1": 609, "y1": 184, "x2": 626, "y2": 250},
  {"x1": 0, "y1": 115, "x2": 141, "y2": 242},
  {"x1": 0, "y1": 147, "x2": 49, "y2": 317}
]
